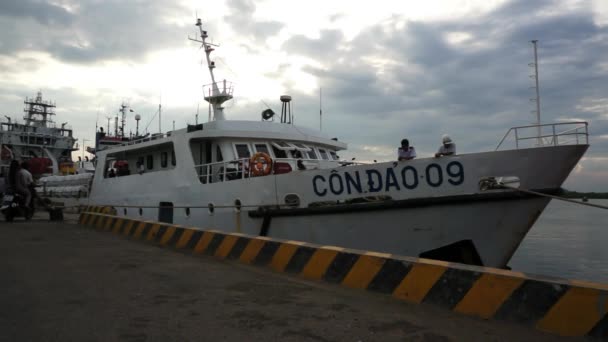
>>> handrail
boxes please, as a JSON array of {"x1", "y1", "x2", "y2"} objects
[
  {"x1": 495, "y1": 121, "x2": 588, "y2": 151},
  {"x1": 193, "y1": 157, "x2": 347, "y2": 184}
]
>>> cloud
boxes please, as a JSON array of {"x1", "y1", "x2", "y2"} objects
[
  {"x1": 0, "y1": 0, "x2": 190, "y2": 63},
  {"x1": 223, "y1": 0, "x2": 284, "y2": 46}
]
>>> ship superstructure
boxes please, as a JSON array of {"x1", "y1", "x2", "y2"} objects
[{"x1": 0, "y1": 92, "x2": 78, "y2": 176}]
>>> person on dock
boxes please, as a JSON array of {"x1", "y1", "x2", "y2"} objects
[
  {"x1": 137, "y1": 161, "x2": 145, "y2": 175},
  {"x1": 17, "y1": 161, "x2": 33, "y2": 213},
  {"x1": 398, "y1": 139, "x2": 416, "y2": 161},
  {"x1": 435, "y1": 135, "x2": 456, "y2": 157}
]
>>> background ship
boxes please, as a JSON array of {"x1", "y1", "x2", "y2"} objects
[{"x1": 0, "y1": 92, "x2": 78, "y2": 177}]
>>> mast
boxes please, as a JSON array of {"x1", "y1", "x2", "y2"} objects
[
  {"x1": 23, "y1": 91, "x2": 55, "y2": 127},
  {"x1": 319, "y1": 87, "x2": 323, "y2": 131},
  {"x1": 119, "y1": 102, "x2": 128, "y2": 138},
  {"x1": 530, "y1": 40, "x2": 542, "y2": 144},
  {"x1": 189, "y1": 18, "x2": 233, "y2": 121}
]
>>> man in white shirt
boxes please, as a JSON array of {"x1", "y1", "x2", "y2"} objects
[
  {"x1": 435, "y1": 135, "x2": 456, "y2": 157},
  {"x1": 18, "y1": 161, "x2": 34, "y2": 209},
  {"x1": 398, "y1": 139, "x2": 416, "y2": 161}
]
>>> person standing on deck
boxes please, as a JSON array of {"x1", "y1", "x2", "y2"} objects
[
  {"x1": 398, "y1": 139, "x2": 416, "y2": 161},
  {"x1": 435, "y1": 135, "x2": 456, "y2": 157}
]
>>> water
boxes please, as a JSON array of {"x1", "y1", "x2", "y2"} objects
[{"x1": 509, "y1": 199, "x2": 608, "y2": 284}]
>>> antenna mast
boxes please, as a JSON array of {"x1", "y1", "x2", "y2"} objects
[
  {"x1": 196, "y1": 103, "x2": 199, "y2": 125},
  {"x1": 23, "y1": 91, "x2": 55, "y2": 127},
  {"x1": 119, "y1": 102, "x2": 128, "y2": 137},
  {"x1": 530, "y1": 40, "x2": 542, "y2": 144},
  {"x1": 188, "y1": 18, "x2": 233, "y2": 121},
  {"x1": 319, "y1": 87, "x2": 323, "y2": 131}
]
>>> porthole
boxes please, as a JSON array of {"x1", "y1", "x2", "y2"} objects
[
  {"x1": 234, "y1": 199, "x2": 242, "y2": 212},
  {"x1": 185, "y1": 207, "x2": 190, "y2": 217},
  {"x1": 123, "y1": 208, "x2": 127, "y2": 215},
  {"x1": 284, "y1": 193, "x2": 301, "y2": 208},
  {"x1": 208, "y1": 203, "x2": 214, "y2": 214},
  {"x1": 139, "y1": 208, "x2": 143, "y2": 216}
]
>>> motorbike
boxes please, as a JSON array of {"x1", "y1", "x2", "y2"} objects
[{"x1": 1, "y1": 190, "x2": 34, "y2": 222}]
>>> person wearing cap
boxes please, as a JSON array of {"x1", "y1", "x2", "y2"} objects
[
  {"x1": 398, "y1": 139, "x2": 416, "y2": 161},
  {"x1": 435, "y1": 135, "x2": 456, "y2": 157}
]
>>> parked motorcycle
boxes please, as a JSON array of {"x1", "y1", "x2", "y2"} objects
[{"x1": 1, "y1": 191, "x2": 34, "y2": 222}]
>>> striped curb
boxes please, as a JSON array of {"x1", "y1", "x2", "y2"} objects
[{"x1": 78, "y1": 211, "x2": 608, "y2": 339}]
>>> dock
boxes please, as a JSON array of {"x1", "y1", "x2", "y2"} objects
[{"x1": 0, "y1": 212, "x2": 601, "y2": 341}]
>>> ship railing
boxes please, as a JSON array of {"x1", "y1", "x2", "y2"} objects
[
  {"x1": 495, "y1": 121, "x2": 588, "y2": 151},
  {"x1": 194, "y1": 157, "x2": 346, "y2": 184},
  {"x1": 203, "y1": 80, "x2": 234, "y2": 99},
  {"x1": 194, "y1": 158, "x2": 250, "y2": 184},
  {"x1": 119, "y1": 132, "x2": 171, "y2": 147}
]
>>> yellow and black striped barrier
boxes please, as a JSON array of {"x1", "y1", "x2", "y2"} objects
[{"x1": 78, "y1": 211, "x2": 608, "y2": 339}]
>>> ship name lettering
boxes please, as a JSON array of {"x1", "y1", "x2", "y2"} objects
[{"x1": 311, "y1": 161, "x2": 464, "y2": 197}]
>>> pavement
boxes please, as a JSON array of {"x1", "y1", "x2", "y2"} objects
[{"x1": 0, "y1": 214, "x2": 587, "y2": 342}]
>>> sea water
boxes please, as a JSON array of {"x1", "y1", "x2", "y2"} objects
[{"x1": 509, "y1": 199, "x2": 608, "y2": 283}]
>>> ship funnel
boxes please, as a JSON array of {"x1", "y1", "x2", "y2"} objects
[{"x1": 280, "y1": 95, "x2": 292, "y2": 124}]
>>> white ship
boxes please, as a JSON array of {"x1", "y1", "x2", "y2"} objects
[
  {"x1": 0, "y1": 92, "x2": 78, "y2": 176},
  {"x1": 80, "y1": 19, "x2": 588, "y2": 268}
]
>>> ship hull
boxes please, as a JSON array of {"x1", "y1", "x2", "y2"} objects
[{"x1": 85, "y1": 144, "x2": 587, "y2": 268}]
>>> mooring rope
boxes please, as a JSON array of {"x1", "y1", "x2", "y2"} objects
[{"x1": 499, "y1": 184, "x2": 608, "y2": 210}]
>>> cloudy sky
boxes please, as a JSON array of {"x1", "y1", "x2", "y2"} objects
[{"x1": 0, "y1": 0, "x2": 606, "y2": 191}]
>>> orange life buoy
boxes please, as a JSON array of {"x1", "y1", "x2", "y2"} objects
[{"x1": 249, "y1": 152, "x2": 272, "y2": 177}]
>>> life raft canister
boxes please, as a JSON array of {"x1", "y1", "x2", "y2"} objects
[{"x1": 249, "y1": 152, "x2": 272, "y2": 177}]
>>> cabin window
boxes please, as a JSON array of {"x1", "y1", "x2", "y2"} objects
[
  {"x1": 319, "y1": 149, "x2": 329, "y2": 160},
  {"x1": 171, "y1": 150, "x2": 176, "y2": 166},
  {"x1": 272, "y1": 146, "x2": 287, "y2": 158},
  {"x1": 291, "y1": 150, "x2": 303, "y2": 159},
  {"x1": 329, "y1": 151, "x2": 339, "y2": 160},
  {"x1": 254, "y1": 143, "x2": 270, "y2": 155},
  {"x1": 146, "y1": 155, "x2": 153, "y2": 170},
  {"x1": 291, "y1": 143, "x2": 311, "y2": 152},
  {"x1": 161, "y1": 152, "x2": 168, "y2": 168},
  {"x1": 306, "y1": 147, "x2": 317, "y2": 160},
  {"x1": 216, "y1": 145, "x2": 223, "y2": 162},
  {"x1": 235, "y1": 144, "x2": 251, "y2": 159},
  {"x1": 273, "y1": 141, "x2": 291, "y2": 148}
]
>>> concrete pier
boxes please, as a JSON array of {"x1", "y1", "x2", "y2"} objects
[{"x1": 0, "y1": 215, "x2": 588, "y2": 341}]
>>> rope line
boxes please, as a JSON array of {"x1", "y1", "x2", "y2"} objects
[{"x1": 499, "y1": 184, "x2": 608, "y2": 210}]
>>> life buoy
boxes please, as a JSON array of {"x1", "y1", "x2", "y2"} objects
[{"x1": 249, "y1": 152, "x2": 272, "y2": 177}]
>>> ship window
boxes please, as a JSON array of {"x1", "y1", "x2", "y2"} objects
[
  {"x1": 274, "y1": 141, "x2": 291, "y2": 148},
  {"x1": 291, "y1": 150, "x2": 303, "y2": 159},
  {"x1": 319, "y1": 149, "x2": 329, "y2": 160},
  {"x1": 306, "y1": 147, "x2": 317, "y2": 159},
  {"x1": 235, "y1": 144, "x2": 251, "y2": 159},
  {"x1": 216, "y1": 145, "x2": 223, "y2": 162},
  {"x1": 254, "y1": 143, "x2": 270, "y2": 155},
  {"x1": 291, "y1": 143, "x2": 311, "y2": 152},
  {"x1": 161, "y1": 152, "x2": 168, "y2": 168},
  {"x1": 272, "y1": 146, "x2": 287, "y2": 158},
  {"x1": 171, "y1": 150, "x2": 176, "y2": 166},
  {"x1": 146, "y1": 155, "x2": 153, "y2": 169},
  {"x1": 329, "y1": 151, "x2": 339, "y2": 160}
]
